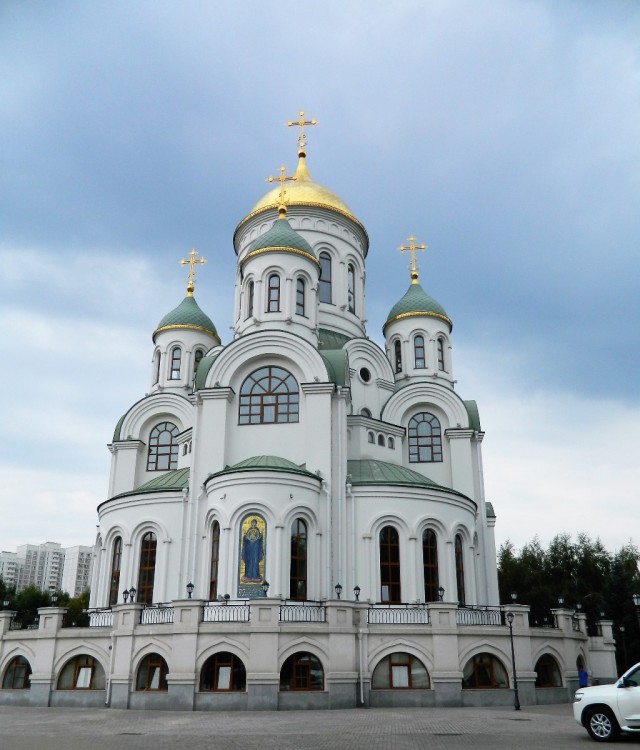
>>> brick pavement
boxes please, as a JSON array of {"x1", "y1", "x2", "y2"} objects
[{"x1": 0, "y1": 703, "x2": 593, "y2": 750}]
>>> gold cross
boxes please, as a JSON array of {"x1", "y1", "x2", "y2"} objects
[
  {"x1": 267, "y1": 165, "x2": 296, "y2": 217},
  {"x1": 287, "y1": 110, "x2": 317, "y2": 153},
  {"x1": 179, "y1": 248, "x2": 206, "y2": 297},
  {"x1": 398, "y1": 235, "x2": 428, "y2": 284}
]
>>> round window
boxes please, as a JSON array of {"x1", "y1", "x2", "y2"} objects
[{"x1": 359, "y1": 367, "x2": 371, "y2": 383}]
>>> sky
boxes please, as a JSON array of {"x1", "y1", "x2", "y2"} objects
[{"x1": 1, "y1": 0, "x2": 638, "y2": 556}]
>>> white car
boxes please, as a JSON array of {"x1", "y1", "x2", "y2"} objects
[{"x1": 574, "y1": 662, "x2": 640, "y2": 742}]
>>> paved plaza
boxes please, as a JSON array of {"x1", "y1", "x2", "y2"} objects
[{"x1": 0, "y1": 703, "x2": 622, "y2": 750}]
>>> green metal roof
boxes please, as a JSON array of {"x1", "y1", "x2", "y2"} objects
[
  {"x1": 193, "y1": 350, "x2": 221, "y2": 390},
  {"x1": 318, "y1": 328, "x2": 352, "y2": 350},
  {"x1": 153, "y1": 295, "x2": 219, "y2": 342},
  {"x1": 209, "y1": 455, "x2": 321, "y2": 481},
  {"x1": 486, "y1": 502, "x2": 496, "y2": 518},
  {"x1": 244, "y1": 218, "x2": 317, "y2": 263},
  {"x1": 320, "y1": 350, "x2": 348, "y2": 387},
  {"x1": 384, "y1": 283, "x2": 452, "y2": 331},
  {"x1": 111, "y1": 467, "x2": 190, "y2": 499},
  {"x1": 347, "y1": 460, "x2": 470, "y2": 501},
  {"x1": 464, "y1": 400, "x2": 481, "y2": 432}
]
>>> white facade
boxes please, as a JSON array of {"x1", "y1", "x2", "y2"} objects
[{"x1": 0, "y1": 139, "x2": 615, "y2": 711}]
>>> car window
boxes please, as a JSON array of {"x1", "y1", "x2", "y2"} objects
[{"x1": 624, "y1": 666, "x2": 640, "y2": 687}]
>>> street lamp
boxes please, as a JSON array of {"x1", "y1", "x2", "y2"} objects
[
  {"x1": 353, "y1": 585, "x2": 361, "y2": 601},
  {"x1": 505, "y1": 611, "x2": 521, "y2": 711},
  {"x1": 122, "y1": 588, "x2": 129, "y2": 603},
  {"x1": 186, "y1": 582, "x2": 194, "y2": 599},
  {"x1": 129, "y1": 587, "x2": 136, "y2": 603},
  {"x1": 335, "y1": 583, "x2": 342, "y2": 600},
  {"x1": 261, "y1": 580, "x2": 269, "y2": 597},
  {"x1": 438, "y1": 586, "x2": 445, "y2": 602},
  {"x1": 50, "y1": 591, "x2": 58, "y2": 604}
]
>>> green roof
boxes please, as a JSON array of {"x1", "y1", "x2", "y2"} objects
[
  {"x1": 111, "y1": 467, "x2": 190, "y2": 499},
  {"x1": 320, "y1": 350, "x2": 348, "y2": 387},
  {"x1": 318, "y1": 328, "x2": 352, "y2": 350},
  {"x1": 464, "y1": 400, "x2": 481, "y2": 432},
  {"x1": 153, "y1": 295, "x2": 219, "y2": 342},
  {"x1": 209, "y1": 455, "x2": 321, "y2": 481},
  {"x1": 384, "y1": 283, "x2": 452, "y2": 331},
  {"x1": 347, "y1": 460, "x2": 470, "y2": 501},
  {"x1": 244, "y1": 218, "x2": 317, "y2": 263},
  {"x1": 486, "y1": 502, "x2": 496, "y2": 518}
]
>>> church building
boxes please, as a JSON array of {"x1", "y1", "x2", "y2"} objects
[{"x1": 0, "y1": 114, "x2": 615, "y2": 710}]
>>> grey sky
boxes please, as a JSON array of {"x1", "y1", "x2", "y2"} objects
[{"x1": 1, "y1": 1, "x2": 638, "y2": 553}]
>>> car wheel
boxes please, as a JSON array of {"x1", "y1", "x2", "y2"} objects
[{"x1": 585, "y1": 707, "x2": 621, "y2": 742}]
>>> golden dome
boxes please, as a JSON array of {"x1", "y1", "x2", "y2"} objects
[{"x1": 246, "y1": 153, "x2": 356, "y2": 222}]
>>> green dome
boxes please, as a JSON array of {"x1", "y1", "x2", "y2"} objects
[
  {"x1": 153, "y1": 295, "x2": 219, "y2": 342},
  {"x1": 208, "y1": 455, "x2": 321, "y2": 481},
  {"x1": 384, "y1": 282, "x2": 452, "y2": 331},
  {"x1": 242, "y1": 218, "x2": 318, "y2": 266}
]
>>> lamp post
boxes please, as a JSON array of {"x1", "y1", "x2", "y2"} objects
[
  {"x1": 335, "y1": 583, "x2": 342, "y2": 600},
  {"x1": 128, "y1": 587, "x2": 136, "y2": 603},
  {"x1": 438, "y1": 586, "x2": 445, "y2": 602},
  {"x1": 353, "y1": 585, "x2": 361, "y2": 602},
  {"x1": 122, "y1": 588, "x2": 129, "y2": 603},
  {"x1": 186, "y1": 582, "x2": 194, "y2": 599},
  {"x1": 506, "y1": 611, "x2": 521, "y2": 711},
  {"x1": 261, "y1": 580, "x2": 269, "y2": 597}
]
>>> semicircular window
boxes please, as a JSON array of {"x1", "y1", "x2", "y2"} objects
[
  {"x1": 147, "y1": 421, "x2": 179, "y2": 471},
  {"x1": 2, "y1": 656, "x2": 32, "y2": 689},
  {"x1": 57, "y1": 655, "x2": 105, "y2": 690},
  {"x1": 408, "y1": 412, "x2": 442, "y2": 463},
  {"x1": 535, "y1": 653, "x2": 562, "y2": 687},
  {"x1": 239, "y1": 366, "x2": 299, "y2": 425},
  {"x1": 136, "y1": 653, "x2": 169, "y2": 691},
  {"x1": 200, "y1": 652, "x2": 247, "y2": 692},
  {"x1": 372, "y1": 652, "x2": 430, "y2": 689},
  {"x1": 280, "y1": 651, "x2": 324, "y2": 691},
  {"x1": 462, "y1": 653, "x2": 508, "y2": 689}
]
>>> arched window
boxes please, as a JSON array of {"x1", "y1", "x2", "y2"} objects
[
  {"x1": 319, "y1": 252, "x2": 332, "y2": 303},
  {"x1": 209, "y1": 521, "x2": 220, "y2": 601},
  {"x1": 387, "y1": 437, "x2": 394, "y2": 449},
  {"x1": 422, "y1": 529, "x2": 439, "y2": 602},
  {"x1": 200, "y1": 652, "x2": 247, "y2": 692},
  {"x1": 394, "y1": 340, "x2": 402, "y2": 373},
  {"x1": 379, "y1": 526, "x2": 401, "y2": 603},
  {"x1": 108, "y1": 536, "x2": 122, "y2": 606},
  {"x1": 360, "y1": 408, "x2": 372, "y2": 417},
  {"x1": 377, "y1": 434, "x2": 385, "y2": 446},
  {"x1": 239, "y1": 366, "x2": 299, "y2": 425},
  {"x1": 462, "y1": 653, "x2": 508, "y2": 689},
  {"x1": 146, "y1": 421, "x2": 179, "y2": 471},
  {"x1": 371, "y1": 652, "x2": 430, "y2": 689},
  {"x1": 414, "y1": 335, "x2": 426, "y2": 368},
  {"x1": 437, "y1": 337, "x2": 446, "y2": 371},
  {"x1": 347, "y1": 263, "x2": 356, "y2": 313},
  {"x1": 137, "y1": 532, "x2": 157, "y2": 605},
  {"x1": 296, "y1": 278, "x2": 306, "y2": 316},
  {"x1": 455, "y1": 534, "x2": 465, "y2": 605},
  {"x1": 535, "y1": 654, "x2": 562, "y2": 687},
  {"x1": 408, "y1": 413, "x2": 442, "y2": 463},
  {"x1": 193, "y1": 348, "x2": 205, "y2": 378},
  {"x1": 367, "y1": 431, "x2": 375, "y2": 444},
  {"x1": 280, "y1": 652, "x2": 324, "y2": 691},
  {"x1": 136, "y1": 653, "x2": 169, "y2": 691},
  {"x1": 290, "y1": 519, "x2": 307, "y2": 600},
  {"x1": 169, "y1": 346, "x2": 182, "y2": 380},
  {"x1": 2, "y1": 656, "x2": 31, "y2": 689},
  {"x1": 57, "y1": 655, "x2": 105, "y2": 690},
  {"x1": 246, "y1": 280, "x2": 254, "y2": 319},
  {"x1": 267, "y1": 273, "x2": 280, "y2": 312},
  {"x1": 153, "y1": 351, "x2": 161, "y2": 384}
]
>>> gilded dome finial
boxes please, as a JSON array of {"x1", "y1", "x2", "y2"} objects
[
  {"x1": 179, "y1": 248, "x2": 207, "y2": 297},
  {"x1": 398, "y1": 235, "x2": 427, "y2": 285},
  {"x1": 287, "y1": 110, "x2": 317, "y2": 158},
  {"x1": 267, "y1": 164, "x2": 296, "y2": 218}
]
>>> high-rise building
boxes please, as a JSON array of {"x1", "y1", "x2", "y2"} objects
[
  {"x1": 60, "y1": 546, "x2": 93, "y2": 598},
  {"x1": 15, "y1": 543, "x2": 64, "y2": 593}
]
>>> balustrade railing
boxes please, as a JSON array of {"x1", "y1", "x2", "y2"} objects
[
  {"x1": 529, "y1": 613, "x2": 559, "y2": 629},
  {"x1": 9, "y1": 614, "x2": 40, "y2": 631},
  {"x1": 279, "y1": 602, "x2": 327, "y2": 623},
  {"x1": 203, "y1": 602, "x2": 250, "y2": 623},
  {"x1": 367, "y1": 604, "x2": 430, "y2": 625},
  {"x1": 140, "y1": 604, "x2": 174, "y2": 624},
  {"x1": 456, "y1": 605, "x2": 502, "y2": 626},
  {"x1": 88, "y1": 608, "x2": 114, "y2": 627}
]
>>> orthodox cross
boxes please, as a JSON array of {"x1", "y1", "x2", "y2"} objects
[
  {"x1": 287, "y1": 110, "x2": 317, "y2": 153},
  {"x1": 179, "y1": 248, "x2": 206, "y2": 296},
  {"x1": 267, "y1": 165, "x2": 296, "y2": 217},
  {"x1": 398, "y1": 235, "x2": 428, "y2": 284}
]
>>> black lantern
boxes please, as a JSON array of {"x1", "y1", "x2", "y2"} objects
[
  {"x1": 438, "y1": 586, "x2": 445, "y2": 602},
  {"x1": 122, "y1": 589, "x2": 129, "y2": 603},
  {"x1": 129, "y1": 587, "x2": 136, "y2": 603},
  {"x1": 510, "y1": 592, "x2": 517, "y2": 603},
  {"x1": 335, "y1": 583, "x2": 342, "y2": 599},
  {"x1": 261, "y1": 580, "x2": 270, "y2": 597},
  {"x1": 50, "y1": 591, "x2": 58, "y2": 604},
  {"x1": 353, "y1": 585, "x2": 361, "y2": 601},
  {"x1": 186, "y1": 582, "x2": 194, "y2": 599},
  {"x1": 558, "y1": 596, "x2": 565, "y2": 606}
]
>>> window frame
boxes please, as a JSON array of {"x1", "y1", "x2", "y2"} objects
[
  {"x1": 169, "y1": 346, "x2": 182, "y2": 380},
  {"x1": 437, "y1": 337, "x2": 446, "y2": 371},
  {"x1": 238, "y1": 366, "x2": 299, "y2": 425},
  {"x1": 200, "y1": 652, "x2": 247, "y2": 692},
  {"x1": 108, "y1": 536, "x2": 122, "y2": 606},
  {"x1": 2, "y1": 656, "x2": 32, "y2": 689},
  {"x1": 371, "y1": 652, "x2": 430, "y2": 690},
  {"x1": 137, "y1": 531, "x2": 157, "y2": 605},
  {"x1": 266, "y1": 273, "x2": 280, "y2": 312},
  {"x1": 295, "y1": 277, "x2": 306, "y2": 317},
  {"x1": 209, "y1": 521, "x2": 220, "y2": 601},
  {"x1": 414, "y1": 335, "x2": 426, "y2": 369},
  {"x1": 422, "y1": 529, "x2": 439, "y2": 602},
  {"x1": 379, "y1": 525, "x2": 401, "y2": 603},
  {"x1": 146, "y1": 421, "x2": 179, "y2": 471},
  {"x1": 279, "y1": 652, "x2": 324, "y2": 692},
  {"x1": 136, "y1": 653, "x2": 169, "y2": 691},
  {"x1": 394, "y1": 340, "x2": 402, "y2": 373},
  {"x1": 462, "y1": 653, "x2": 509, "y2": 689},
  {"x1": 455, "y1": 534, "x2": 466, "y2": 605},
  {"x1": 347, "y1": 263, "x2": 356, "y2": 313},
  {"x1": 318, "y1": 252, "x2": 332, "y2": 304},
  {"x1": 246, "y1": 279, "x2": 254, "y2": 319},
  {"x1": 408, "y1": 412, "x2": 443, "y2": 463},
  {"x1": 289, "y1": 518, "x2": 308, "y2": 601},
  {"x1": 57, "y1": 655, "x2": 105, "y2": 690}
]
